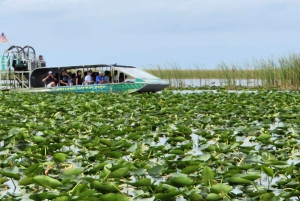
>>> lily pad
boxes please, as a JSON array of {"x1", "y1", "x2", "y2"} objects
[{"x1": 32, "y1": 175, "x2": 63, "y2": 189}]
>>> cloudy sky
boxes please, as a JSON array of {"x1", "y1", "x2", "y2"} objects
[{"x1": 1, "y1": 0, "x2": 300, "y2": 68}]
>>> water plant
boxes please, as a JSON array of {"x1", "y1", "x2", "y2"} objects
[
  {"x1": 1, "y1": 90, "x2": 300, "y2": 200},
  {"x1": 145, "y1": 53, "x2": 300, "y2": 90}
]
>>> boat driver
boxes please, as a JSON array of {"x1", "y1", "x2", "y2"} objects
[
  {"x1": 42, "y1": 71, "x2": 57, "y2": 87},
  {"x1": 39, "y1": 55, "x2": 46, "y2": 67}
]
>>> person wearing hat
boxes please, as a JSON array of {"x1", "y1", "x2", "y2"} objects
[
  {"x1": 84, "y1": 70, "x2": 94, "y2": 84},
  {"x1": 39, "y1": 55, "x2": 46, "y2": 67},
  {"x1": 42, "y1": 71, "x2": 57, "y2": 87},
  {"x1": 95, "y1": 72, "x2": 106, "y2": 84}
]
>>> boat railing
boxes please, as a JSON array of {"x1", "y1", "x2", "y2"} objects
[{"x1": 1, "y1": 45, "x2": 46, "y2": 89}]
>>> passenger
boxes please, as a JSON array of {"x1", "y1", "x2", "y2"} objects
[
  {"x1": 60, "y1": 69, "x2": 69, "y2": 86},
  {"x1": 39, "y1": 55, "x2": 46, "y2": 67},
  {"x1": 84, "y1": 70, "x2": 94, "y2": 84},
  {"x1": 104, "y1": 71, "x2": 111, "y2": 83},
  {"x1": 72, "y1": 73, "x2": 76, "y2": 84},
  {"x1": 119, "y1": 73, "x2": 127, "y2": 83},
  {"x1": 96, "y1": 72, "x2": 106, "y2": 84},
  {"x1": 75, "y1": 70, "x2": 83, "y2": 85},
  {"x1": 67, "y1": 72, "x2": 73, "y2": 86},
  {"x1": 42, "y1": 71, "x2": 57, "y2": 87},
  {"x1": 113, "y1": 70, "x2": 119, "y2": 83},
  {"x1": 54, "y1": 72, "x2": 59, "y2": 85},
  {"x1": 92, "y1": 72, "x2": 96, "y2": 82}
]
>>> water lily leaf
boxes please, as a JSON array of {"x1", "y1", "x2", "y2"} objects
[
  {"x1": 91, "y1": 181, "x2": 119, "y2": 193},
  {"x1": 198, "y1": 154, "x2": 211, "y2": 162},
  {"x1": 262, "y1": 166, "x2": 274, "y2": 177},
  {"x1": 167, "y1": 137, "x2": 186, "y2": 142},
  {"x1": 131, "y1": 168, "x2": 146, "y2": 176},
  {"x1": 127, "y1": 143, "x2": 138, "y2": 152},
  {"x1": 211, "y1": 183, "x2": 232, "y2": 194},
  {"x1": 206, "y1": 193, "x2": 220, "y2": 201},
  {"x1": 24, "y1": 164, "x2": 42, "y2": 176},
  {"x1": 53, "y1": 153, "x2": 67, "y2": 163},
  {"x1": 29, "y1": 192, "x2": 58, "y2": 201},
  {"x1": 129, "y1": 178, "x2": 152, "y2": 187},
  {"x1": 202, "y1": 116, "x2": 211, "y2": 124},
  {"x1": 105, "y1": 151, "x2": 123, "y2": 158},
  {"x1": 63, "y1": 168, "x2": 83, "y2": 176},
  {"x1": 169, "y1": 173, "x2": 188, "y2": 178},
  {"x1": 190, "y1": 191, "x2": 203, "y2": 201},
  {"x1": 170, "y1": 177, "x2": 194, "y2": 187},
  {"x1": 19, "y1": 177, "x2": 33, "y2": 185},
  {"x1": 228, "y1": 177, "x2": 251, "y2": 185},
  {"x1": 112, "y1": 130, "x2": 126, "y2": 137},
  {"x1": 161, "y1": 183, "x2": 177, "y2": 191},
  {"x1": 155, "y1": 191, "x2": 181, "y2": 200},
  {"x1": 256, "y1": 134, "x2": 271, "y2": 141},
  {"x1": 148, "y1": 165, "x2": 164, "y2": 176},
  {"x1": 32, "y1": 175, "x2": 63, "y2": 189},
  {"x1": 32, "y1": 136, "x2": 46, "y2": 143},
  {"x1": 100, "y1": 139, "x2": 113, "y2": 147},
  {"x1": 133, "y1": 197, "x2": 155, "y2": 201},
  {"x1": 202, "y1": 166, "x2": 214, "y2": 186},
  {"x1": 108, "y1": 168, "x2": 129, "y2": 178},
  {"x1": 0, "y1": 177, "x2": 8, "y2": 184},
  {"x1": 259, "y1": 192, "x2": 276, "y2": 201},
  {"x1": 169, "y1": 149, "x2": 184, "y2": 154},
  {"x1": 77, "y1": 189, "x2": 98, "y2": 199},
  {"x1": 181, "y1": 165, "x2": 200, "y2": 174},
  {"x1": 72, "y1": 183, "x2": 88, "y2": 196},
  {"x1": 239, "y1": 164, "x2": 253, "y2": 170},
  {"x1": 240, "y1": 174, "x2": 261, "y2": 181},
  {"x1": 99, "y1": 193, "x2": 129, "y2": 201},
  {"x1": 286, "y1": 163, "x2": 294, "y2": 175},
  {"x1": 0, "y1": 171, "x2": 20, "y2": 180},
  {"x1": 53, "y1": 195, "x2": 72, "y2": 201}
]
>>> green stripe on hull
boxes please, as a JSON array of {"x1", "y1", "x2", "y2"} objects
[{"x1": 11, "y1": 83, "x2": 147, "y2": 94}]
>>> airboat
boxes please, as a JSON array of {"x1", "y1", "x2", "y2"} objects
[{"x1": 0, "y1": 46, "x2": 169, "y2": 93}]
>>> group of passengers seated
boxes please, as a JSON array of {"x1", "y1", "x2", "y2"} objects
[
  {"x1": 84, "y1": 70, "x2": 127, "y2": 85},
  {"x1": 43, "y1": 69, "x2": 127, "y2": 87}
]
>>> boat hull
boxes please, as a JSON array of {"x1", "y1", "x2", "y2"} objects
[
  {"x1": 10, "y1": 83, "x2": 147, "y2": 93},
  {"x1": 136, "y1": 83, "x2": 170, "y2": 92}
]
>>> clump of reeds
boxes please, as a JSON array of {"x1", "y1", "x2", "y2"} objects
[{"x1": 145, "y1": 53, "x2": 300, "y2": 90}]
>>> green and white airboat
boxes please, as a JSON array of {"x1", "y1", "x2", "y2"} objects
[{"x1": 0, "y1": 45, "x2": 169, "y2": 93}]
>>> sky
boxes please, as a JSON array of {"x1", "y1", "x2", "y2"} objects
[{"x1": 1, "y1": 0, "x2": 300, "y2": 69}]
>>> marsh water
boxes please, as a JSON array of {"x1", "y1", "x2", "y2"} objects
[{"x1": 168, "y1": 79, "x2": 263, "y2": 88}]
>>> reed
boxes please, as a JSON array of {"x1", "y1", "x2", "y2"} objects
[{"x1": 145, "y1": 53, "x2": 300, "y2": 90}]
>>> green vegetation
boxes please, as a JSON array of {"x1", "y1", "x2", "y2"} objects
[
  {"x1": 1, "y1": 91, "x2": 300, "y2": 200},
  {"x1": 146, "y1": 53, "x2": 300, "y2": 89}
]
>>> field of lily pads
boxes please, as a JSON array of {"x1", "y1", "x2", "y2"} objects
[{"x1": 1, "y1": 90, "x2": 300, "y2": 201}]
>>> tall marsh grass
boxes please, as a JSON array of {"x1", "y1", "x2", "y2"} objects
[{"x1": 145, "y1": 54, "x2": 300, "y2": 90}]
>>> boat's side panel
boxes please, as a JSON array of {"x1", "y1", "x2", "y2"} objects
[
  {"x1": 11, "y1": 83, "x2": 147, "y2": 94},
  {"x1": 52, "y1": 83, "x2": 147, "y2": 93}
]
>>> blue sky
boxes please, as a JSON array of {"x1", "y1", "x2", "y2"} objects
[{"x1": 1, "y1": 0, "x2": 300, "y2": 68}]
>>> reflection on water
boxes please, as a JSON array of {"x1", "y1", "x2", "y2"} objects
[{"x1": 167, "y1": 79, "x2": 263, "y2": 88}]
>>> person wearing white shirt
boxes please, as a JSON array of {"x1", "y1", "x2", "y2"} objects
[
  {"x1": 113, "y1": 70, "x2": 119, "y2": 83},
  {"x1": 84, "y1": 70, "x2": 94, "y2": 84}
]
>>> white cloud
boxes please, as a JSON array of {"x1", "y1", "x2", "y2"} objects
[{"x1": 1, "y1": 0, "x2": 300, "y2": 67}]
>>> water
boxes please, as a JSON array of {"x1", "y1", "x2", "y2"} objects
[
  {"x1": 167, "y1": 79, "x2": 263, "y2": 88},
  {"x1": 1, "y1": 78, "x2": 263, "y2": 89}
]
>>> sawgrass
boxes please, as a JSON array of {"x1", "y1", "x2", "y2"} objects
[{"x1": 145, "y1": 53, "x2": 300, "y2": 90}]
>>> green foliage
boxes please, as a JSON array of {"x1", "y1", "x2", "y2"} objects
[{"x1": 0, "y1": 91, "x2": 300, "y2": 200}]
